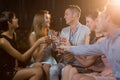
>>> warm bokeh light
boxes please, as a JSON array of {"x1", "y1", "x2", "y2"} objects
[
  {"x1": 109, "y1": 0, "x2": 120, "y2": 6},
  {"x1": 106, "y1": 0, "x2": 120, "y2": 11},
  {"x1": 105, "y1": 0, "x2": 120, "y2": 26}
]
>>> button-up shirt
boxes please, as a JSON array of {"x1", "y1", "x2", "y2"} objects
[
  {"x1": 70, "y1": 28, "x2": 120, "y2": 79},
  {"x1": 60, "y1": 23, "x2": 90, "y2": 46}
]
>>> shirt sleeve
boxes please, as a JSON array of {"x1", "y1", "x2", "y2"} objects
[{"x1": 70, "y1": 43, "x2": 104, "y2": 56}]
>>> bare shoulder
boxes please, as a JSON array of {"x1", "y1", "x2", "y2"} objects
[
  {"x1": 29, "y1": 32, "x2": 36, "y2": 40},
  {"x1": 0, "y1": 38, "x2": 9, "y2": 47},
  {"x1": 29, "y1": 32, "x2": 37, "y2": 46}
]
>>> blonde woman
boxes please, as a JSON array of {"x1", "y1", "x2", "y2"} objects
[{"x1": 29, "y1": 10, "x2": 57, "y2": 80}]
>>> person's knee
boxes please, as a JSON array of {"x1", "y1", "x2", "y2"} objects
[
  {"x1": 72, "y1": 74, "x2": 82, "y2": 80},
  {"x1": 34, "y1": 67, "x2": 43, "y2": 76},
  {"x1": 80, "y1": 76, "x2": 96, "y2": 80},
  {"x1": 13, "y1": 67, "x2": 43, "y2": 80},
  {"x1": 70, "y1": 67, "x2": 77, "y2": 73},
  {"x1": 43, "y1": 64, "x2": 51, "y2": 70},
  {"x1": 64, "y1": 65, "x2": 72, "y2": 70},
  {"x1": 33, "y1": 63, "x2": 43, "y2": 75},
  {"x1": 72, "y1": 74, "x2": 96, "y2": 80}
]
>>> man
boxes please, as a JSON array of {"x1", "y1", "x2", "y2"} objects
[
  {"x1": 59, "y1": 1, "x2": 120, "y2": 80},
  {"x1": 50, "y1": 5, "x2": 90, "y2": 80}
]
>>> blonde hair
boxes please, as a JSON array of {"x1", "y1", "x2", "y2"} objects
[
  {"x1": 67, "y1": 5, "x2": 81, "y2": 18},
  {"x1": 32, "y1": 10, "x2": 50, "y2": 39}
]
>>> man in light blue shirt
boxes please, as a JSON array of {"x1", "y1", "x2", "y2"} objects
[
  {"x1": 50, "y1": 5, "x2": 90, "y2": 80},
  {"x1": 59, "y1": 1, "x2": 120, "y2": 80}
]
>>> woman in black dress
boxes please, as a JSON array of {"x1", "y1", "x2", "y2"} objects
[{"x1": 0, "y1": 11, "x2": 48, "y2": 80}]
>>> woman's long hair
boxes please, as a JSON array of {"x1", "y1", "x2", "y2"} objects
[{"x1": 32, "y1": 10, "x2": 50, "y2": 39}]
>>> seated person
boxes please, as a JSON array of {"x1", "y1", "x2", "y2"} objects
[
  {"x1": 29, "y1": 10, "x2": 57, "y2": 80},
  {"x1": 61, "y1": 11, "x2": 105, "y2": 80},
  {"x1": 59, "y1": 9, "x2": 116, "y2": 80},
  {"x1": 50, "y1": 5, "x2": 91, "y2": 80},
  {"x1": 0, "y1": 11, "x2": 51, "y2": 80}
]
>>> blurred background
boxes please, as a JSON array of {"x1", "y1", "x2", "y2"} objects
[{"x1": 0, "y1": 0, "x2": 107, "y2": 52}]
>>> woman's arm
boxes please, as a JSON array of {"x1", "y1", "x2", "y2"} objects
[
  {"x1": 33, "y1": 44, "x2": 48, "y2": 62},
  {"x1": 29, "y1": 33, "x2": 48, "y2": 62},
  {"x1": 0, "y1": 36, "x2": 47, "y2": 62}
]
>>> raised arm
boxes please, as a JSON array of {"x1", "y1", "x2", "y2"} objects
[
  {"x1": 70, "y1": 43, "x2": 103, "y2": 56},
  {"x1": 58, "y1": 42, "x2": 104, "y2": 56},
  {"x1": 29, "y1": 33, "x2": 48, "y2": 62},
  {"x1": 0, "y1": 36, "x2": 47, "y2": 62}
]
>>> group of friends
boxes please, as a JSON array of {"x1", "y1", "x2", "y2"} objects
[{"x1": 0, "y1": 0, "x2": 120, "y2": 80}]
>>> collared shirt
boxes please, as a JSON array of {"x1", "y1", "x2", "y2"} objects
[
  {"x1": 60, "y1": 23, "x2": 90, "y2": 46},
  {"x1": 70, "y1": 28, "x2": 120, "y2": 79},
  {"x1": 60, "y1": 22, "x2": 90, "y2": 66}
]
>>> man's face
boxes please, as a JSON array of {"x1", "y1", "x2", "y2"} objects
[
  {"x1": 44, "y1": 13, "x2": 51, "y2": 27},
  {"x1": 64, "y1": 9, "x2": 75, "y2": 25}
]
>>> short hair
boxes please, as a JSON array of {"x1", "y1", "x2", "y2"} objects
[
  {"x1": 66, "y1": 5, "x2": 81, "y2": 18},
  {"x1": 0, "y1": 11, "x2": 15, "y2": 32},
  {"x1": 86, "y1": 10, "x2": 98, "y2": 20},
  {"x1": 105, "y1": 2, "x2": 120, "y2": 25}
]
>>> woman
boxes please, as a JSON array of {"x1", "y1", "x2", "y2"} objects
[
  {"x1": 0, "y1": 11, "x2": 48, "y2": 80},
  {"x1": 29, "y1": 10, "x2": 57, "y2": 80},
  {"x1": 86, "y1": 10, "x2": 100, "y2": 44}
]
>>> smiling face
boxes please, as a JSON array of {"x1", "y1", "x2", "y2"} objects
[
  {"x1": 44, "y1": 13, "x2": 51, "y2": 27},
  {"x1": 64, "y1": 9, "x2": 75, "y2": 25},
  {"x1": 86, "y1": 16, "x2": 96, "y2": 31},
  {"x1": 64, "y1": 5, "x2": 81, "y2": 26}
]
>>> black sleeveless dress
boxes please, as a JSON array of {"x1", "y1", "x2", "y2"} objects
[{"x1": 0, "y1": 35, "x2": 17, "y2": 80}]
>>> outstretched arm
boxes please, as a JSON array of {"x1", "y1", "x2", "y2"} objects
[
  {"x1": 58, "y1": 43, "x2": 104, "y2": 56},
  {"x1": 0, "y1": 36, "x2": 48, "y2": 62}
]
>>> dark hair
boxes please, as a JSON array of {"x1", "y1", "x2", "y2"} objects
[
  {"x1": 0, "y1": 11, "x2": 15, "y2": 32},
  {"x1": 86, "y1": 10, "x2": 98, "y2": 20}
]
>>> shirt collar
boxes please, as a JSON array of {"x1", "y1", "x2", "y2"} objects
[{"x1": 69, "y1": 22, "x2": 81, "y2": 30}]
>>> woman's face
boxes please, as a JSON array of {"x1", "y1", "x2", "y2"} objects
[
  {"x1": 11, "y1": 15, "x2": 19, "y2": 28},
  {"x1": 86, "y1": 16, "x2": 96, "y2": 31},
  {"x1": 44, "y1": 13, "x2": 51, "y2": 27}
]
